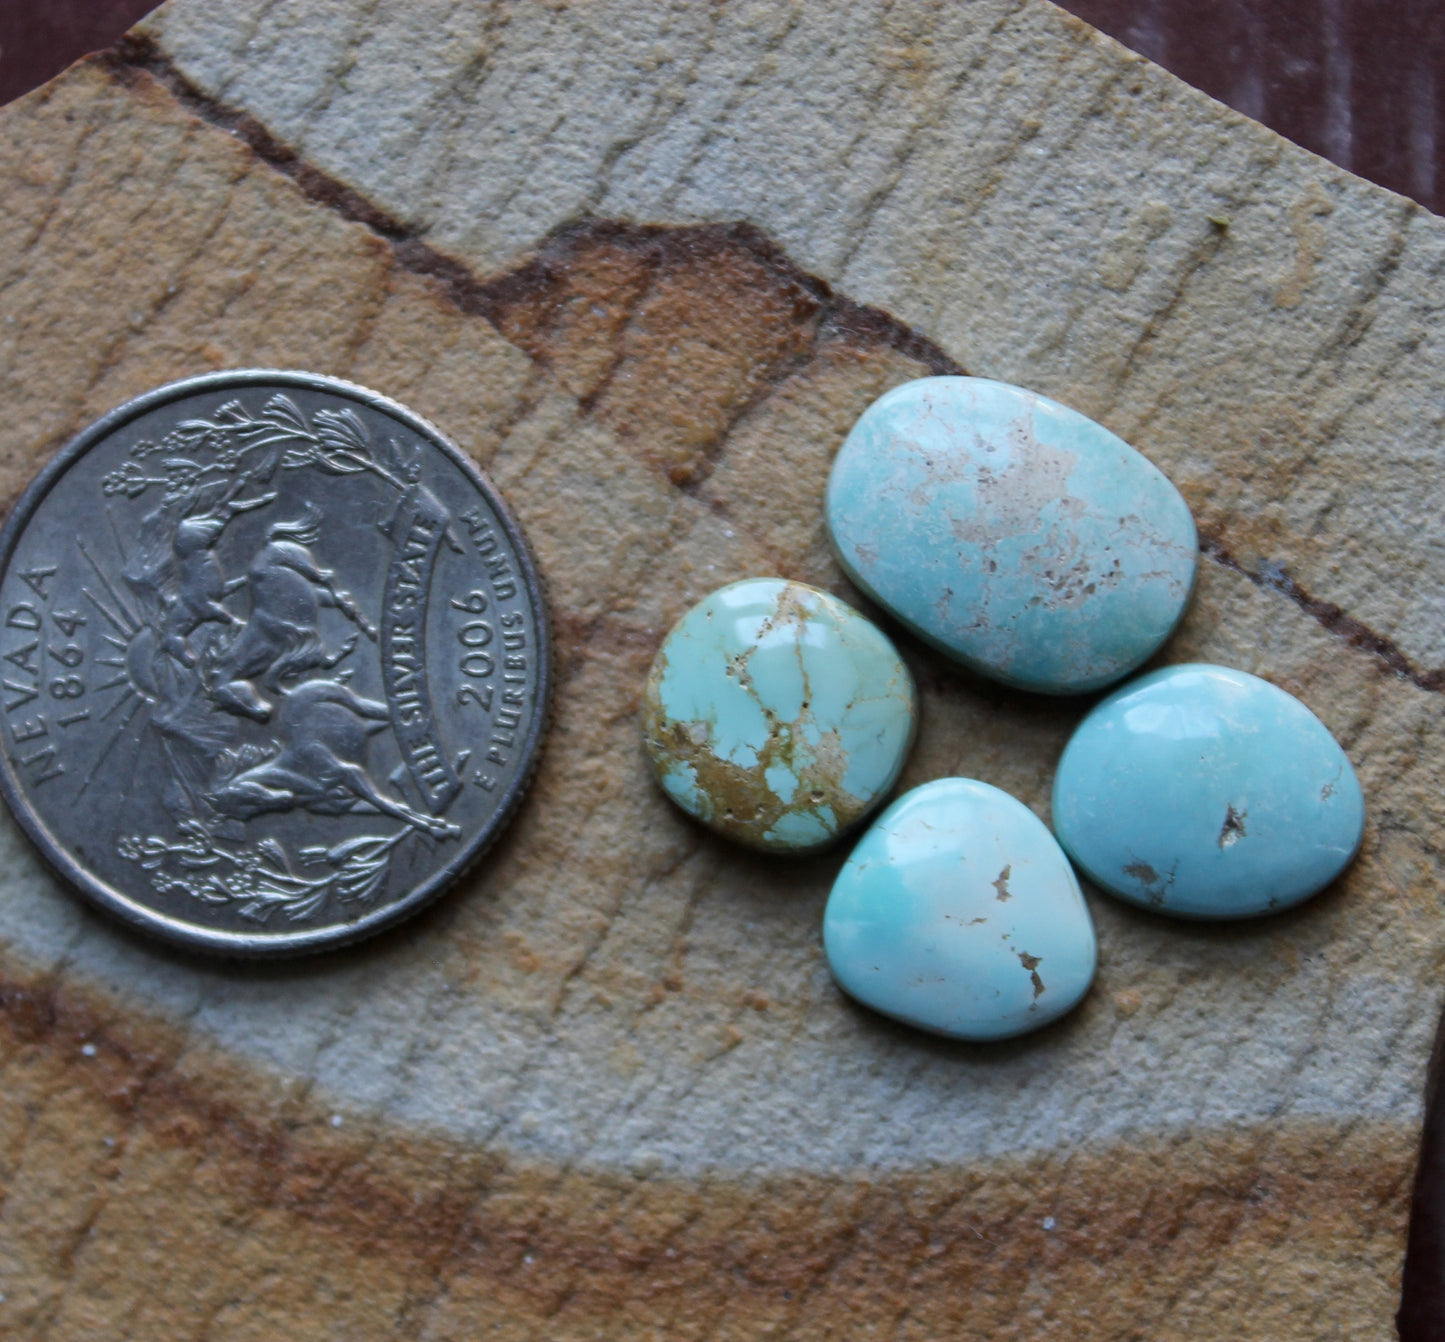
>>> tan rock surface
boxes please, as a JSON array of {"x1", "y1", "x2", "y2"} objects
[{"x1": 0, "y1": 1, "x2": 1440, "y2": 1336}]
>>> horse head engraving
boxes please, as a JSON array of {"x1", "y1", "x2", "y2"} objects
[{"x1": 208, "y1": 504, "x2": 377, "y2": 721}]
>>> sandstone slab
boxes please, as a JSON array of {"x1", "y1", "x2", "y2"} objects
[{"x1": 0, "y1": 1, "x2": 1440, "y2": 1337}]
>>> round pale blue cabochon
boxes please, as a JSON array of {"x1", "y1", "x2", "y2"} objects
[
  {"x1": 826, "y1": 376, "x2": 1197, "y2": 694},
  {"x1": 1052, "y1": 664, "x2": 1365, "y2": 919},
  {"x1": 824, "y1": 778, "x2": 1098, "y2": 1041}
]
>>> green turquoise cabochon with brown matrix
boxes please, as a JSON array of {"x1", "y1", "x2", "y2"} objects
[{"x1": 641, "y1": 579, "x2": 917, "y2": 853}]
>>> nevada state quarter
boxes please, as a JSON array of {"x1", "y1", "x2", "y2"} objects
[{"x1": 0, "y1": 372, "x2": 549, "y2": 955}]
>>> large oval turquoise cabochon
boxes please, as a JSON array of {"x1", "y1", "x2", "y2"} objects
[
  {"x1": 824, "y1": 778, "x2": 1098, "y2": 1041},
  {"x1": 1052, "y1": 664, "x2": 1365, "y2": 919},
  {"x1": 826, "y1": 377, "x2": 1197, "y2": 694}
]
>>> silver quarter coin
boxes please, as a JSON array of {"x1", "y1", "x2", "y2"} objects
[{"x1": 0, "y1": 371, "x2": 550, "y2": 955}]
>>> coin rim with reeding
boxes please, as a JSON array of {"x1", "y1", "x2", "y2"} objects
[{"x1": 0, "y1": 370, "x2": 552, "y2": 957}]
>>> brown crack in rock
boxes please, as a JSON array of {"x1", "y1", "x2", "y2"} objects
[
  {"x1": 485, "y1": 223, "x2": 822, "y2": 489},
  {"x1": 1198, "y1": 527, "x2": 1445, "y2": 692},
  {"x1": 103, "y1": 30, "x2": 965, "y2": 500}
]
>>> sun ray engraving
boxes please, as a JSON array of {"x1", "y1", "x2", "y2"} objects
[
  {"x1": 75, "y1": 695, "x2": 147, "y2": 798},
  {"x1": 98, "y1": 686, "x2": 141, "y2": 721},
  {"x1": 105, "y1": 506, "x2": 129, "y2": 567},
  {"x1": 78, "y1": 540, "x2": 141, "y2": 633},
  {"x1": 81, "y1": 586, "x2": 136, "y2": 637}
]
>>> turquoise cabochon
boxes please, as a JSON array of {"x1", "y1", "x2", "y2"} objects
[
  {"x1": 824, "y1": 778, "x2": 1098, "y2": 1041},
  {"x1": 825, "y1": 376, "x2": 1197, "y2": 695},
  {"x1": 1051, "y1": 664, "x2": 1365, "y2": 919},
  {"x1": 642, "y1": 578, "x2": 917, "y2": 853}
]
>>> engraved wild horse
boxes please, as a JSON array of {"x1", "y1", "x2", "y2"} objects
[
  {"x1": 207, "y1": 679, "x2": 459, "y2": 840},
  {"x1": 208, "y1": 503, "x2": 377, "y2": 721},
  {"x1": 123, "y1": 477, "x2": 274, "y2": 667},
  {"x1": 88, "y1": 390, "x2": 476, "y2": 925}
]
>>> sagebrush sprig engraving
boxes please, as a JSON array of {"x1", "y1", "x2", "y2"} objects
[
  {"x1": 117, "y1": 819, "x2": 410, "y2": 923},
  {"x1": 102, "y1": 393, "x2": 420, "y2": 499}
]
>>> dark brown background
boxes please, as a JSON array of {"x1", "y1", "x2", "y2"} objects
[
  {"x1": 1064, "y1": 0, "x2": 1444, "y2": 215},
  {"x1": 2, "y1": 0, "x2": 1443, "y2": 1335}
]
